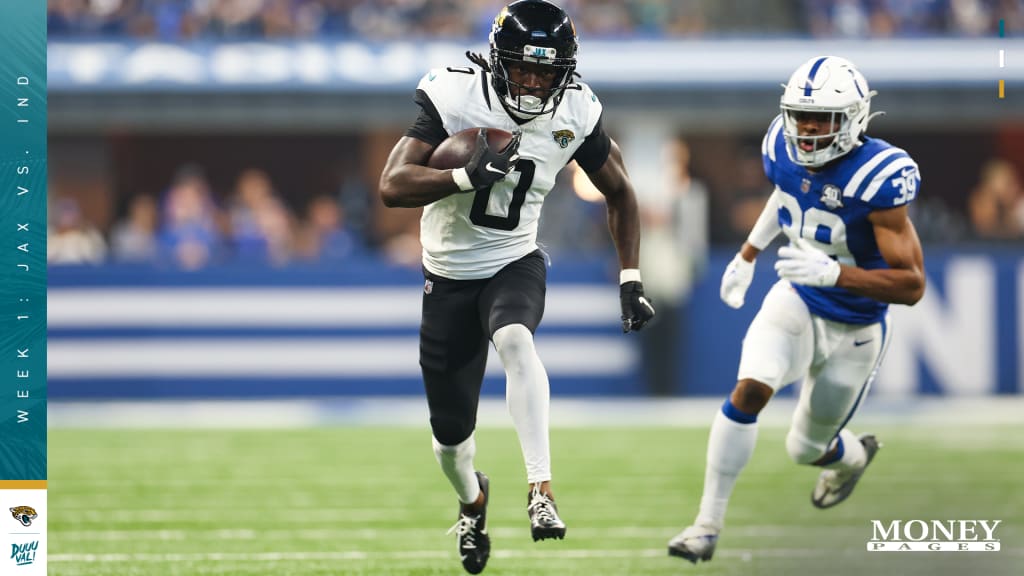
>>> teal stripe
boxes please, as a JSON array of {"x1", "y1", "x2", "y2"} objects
[
  {"x1": 1000, "y1": 19, "x2": 1005, "y2": 38},
  {"x1": 0, "y1": 2, "x2": 46, "y2": 481}
]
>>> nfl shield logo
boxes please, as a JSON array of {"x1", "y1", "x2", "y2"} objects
[
  {"x1": 424, "y1": 279, "x2": 433, "y2": 294},
  {"x1": 800, "y1": 178, "x2": 811, "y2": 193}
]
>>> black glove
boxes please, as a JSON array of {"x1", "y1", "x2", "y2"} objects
[
  {"x1": 620, "y1": 281, "x2": 655, "y2": 333},
  {"x1": 462, "y1": 128, "x2": 521, "y2": 191}
]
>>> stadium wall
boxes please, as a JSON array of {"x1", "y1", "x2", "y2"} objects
[
  {"x1": 48, "y1": 247, "x2": 1023, "y2": 399},
  {"x1": 47, "y1": 39, "x2": 1024, "y2": 131}
]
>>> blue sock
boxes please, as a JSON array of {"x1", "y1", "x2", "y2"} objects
[
  {"x1": 721, "y1": 398, "x2": 757, "y2": 424},
  {"x1": 817, "y1": 435, "x2": 845, "y2": 466}
]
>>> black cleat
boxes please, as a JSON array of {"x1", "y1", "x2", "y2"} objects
[
  {"x1": 447, "y1": 472, "x2": 490, "y2": 574},
  {"x1": 812, "y1": 434, "x2": 881, "y2": 509},
  {"x1": 527, "y1": 485, "x2": 567, "y2": 541}
]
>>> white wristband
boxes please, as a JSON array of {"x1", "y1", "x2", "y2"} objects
[
  {"x1": 619, "y1": 268, "x2": 642, "y2": 285},
  {"x1": 451, "y1": 167, "x2": 475, "y2": 192}
]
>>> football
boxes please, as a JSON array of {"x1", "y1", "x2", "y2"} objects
[{"x1": 427, "y1": 127, "x2": 515, "y2": 170}]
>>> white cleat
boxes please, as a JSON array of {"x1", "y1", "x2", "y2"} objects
[
  {"x1": 667, "y1": 524, "x2": 719, "y2": 564},
  {"x1": 812, "y1": 434, "x2": 881, "y2": 509}
]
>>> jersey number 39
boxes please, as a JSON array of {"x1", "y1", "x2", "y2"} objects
[{"x1": 777, "y1": 193, "x2": 854, "y2": 264}]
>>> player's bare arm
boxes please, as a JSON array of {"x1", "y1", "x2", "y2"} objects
[
  {"x1": 587, "y1": 138, "x2": 641, "y2": 270},
  {"x1": 379, "y1": 136, "x2": 461, "y2": 208},
  {"x1": 836, "y1": 205, "x2": 925, "y2": 305},
  {"x1": 738, "y1": 242, "x2": 761, "y2": 262}
]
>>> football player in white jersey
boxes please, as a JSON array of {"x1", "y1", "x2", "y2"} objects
[
  {"x1": 378, "y1": 1, "x2": 655, "y2": 573},
  {"x1": 668, "y1": 56, "x2": 926, "y2": 563}
]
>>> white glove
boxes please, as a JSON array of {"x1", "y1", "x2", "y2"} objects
[
  {"x1": 775, "y1": 238, "x2": 841, "y2": 287},
  {"x1": 720, "y1": 253, "x2": 755, "y2": 309}
]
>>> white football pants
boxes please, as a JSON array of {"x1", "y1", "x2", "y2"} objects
[{"x1": 737, "y1": 280, "x2": 892, "y2": 457}]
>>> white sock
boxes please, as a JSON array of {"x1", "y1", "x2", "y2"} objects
[
  {"x1": 432, "y1": 434, "x2": 480, "y2": 505},
  {"x1": 696, "y1": 407, "x2": 759, "y2": 530},
  {"x1": 493, "y1": 324, "x2": 551, "y2": 484},
  {"x1": 824, "y1": 428, "x2": 867, "y2": 471}
]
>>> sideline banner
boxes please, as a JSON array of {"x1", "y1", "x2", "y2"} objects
[
  {"x1": 0, "y1": 2, "x2": 47, "y2": 574},
  {"x1": 47, "y1": 39, "x2": 1022, "y2": 92}
]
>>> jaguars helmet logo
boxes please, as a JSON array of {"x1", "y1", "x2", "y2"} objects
[
  {"x1": 552, "y1": 129, "x2": 575, "y2": 149},
  {"x1": 10, "y1": 506, "x2": 37, "y2": 527}
]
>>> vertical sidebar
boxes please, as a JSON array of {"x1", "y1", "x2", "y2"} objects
[
  {"x1": 0, "y1": 2, "x2": 47, "y2": 575},
  {"x1": 999, "y1": 19, "x2": 1006, "y2": 98}
]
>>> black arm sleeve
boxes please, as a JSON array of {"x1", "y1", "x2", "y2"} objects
[
  {"x1": 404, "y1": 89, "x2": 448, "y2": 147},
  {"x1": 571, "y1": 113, "x2": 612, "y2": 174}
]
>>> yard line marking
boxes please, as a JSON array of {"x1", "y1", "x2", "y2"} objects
[
  {"x1": 49, "y1": 548, "x2": 882, "y2": 563},
  {"x1": 54, "y1": 525, "x2": 842, "y2": 541}
]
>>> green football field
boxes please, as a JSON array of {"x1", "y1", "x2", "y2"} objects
[{"x1": 48, "y1": 425, "x2": 1023, "y2": 576}]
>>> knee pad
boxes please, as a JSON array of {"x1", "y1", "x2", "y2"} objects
[
  {"x1": 785, "y1": 429, "x2": 828, "y2": 465},
  {"x1": 432, "y1": 432, "x2": 474, "y2": 459},
  {"x1": 492, "y1": 324, "x2": 536, "y2": 370},
  {"x1": 493, "y1": 323, "x2": 534, "y2": 353},
  {"x1": 430, "y1": 415, "x2": 474, "y2": 447}
]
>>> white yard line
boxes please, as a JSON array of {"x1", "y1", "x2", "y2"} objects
[
  {"x1": 49, "y1": 548, "x2": 866, "y2": 563},
  {"x1": 55, "y1": 525, "x2": 824, "y2": 541},
  {"x1": 49, "y1": 397, "x2": 1024, "y2": 428}
]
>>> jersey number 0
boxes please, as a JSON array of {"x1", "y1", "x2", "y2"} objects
[{"x1": 470, "y1": 160, "x2": 536, "y2": 231}]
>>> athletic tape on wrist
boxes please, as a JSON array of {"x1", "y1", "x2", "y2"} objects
[{"x1": 451, "y1": 167, "x2": 475, "y2": 192}]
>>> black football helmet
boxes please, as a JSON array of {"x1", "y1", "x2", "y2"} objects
[{"x1": 489, "y1": 0, "x2": 578, "y2": 118}]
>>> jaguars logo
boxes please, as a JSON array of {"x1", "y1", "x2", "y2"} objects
[
  {"x1": 10, "y1": 506, "x2": 37, "y2": 527},
  {"x1": 552, "y1": 129, "x2": 575, "y2": 149},
  {"x1": 496, "y1": 6, "x2": 509, "y2": 26}
]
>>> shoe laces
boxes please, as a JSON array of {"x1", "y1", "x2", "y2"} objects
[
  {"x1": 528, "y1": 489, "x2": 557, "y2": 524},
  {"x1": 447, "y1": 514, "x2": 480, "y2": 549}
]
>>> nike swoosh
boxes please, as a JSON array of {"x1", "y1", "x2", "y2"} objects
[
  {"x1": 484, "y1": 162, "x2": 506, "y2": 175},
  {"x1": 854, "y1": 339, "x2": 873, "y2": 347}
]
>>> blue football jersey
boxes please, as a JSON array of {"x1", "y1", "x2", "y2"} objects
[{"x1": 761, "y1": 114, "x2": 921, "y2": 324}]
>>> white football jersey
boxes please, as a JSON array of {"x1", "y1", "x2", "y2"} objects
[{"x1": 415, "y1": 66, "x2": 604, "y2": 280}]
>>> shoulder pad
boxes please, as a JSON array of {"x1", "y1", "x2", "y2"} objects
[
  {"x1": 842, "y1": 145, "x2": 921, "y2": 208},
  {"x1": 761, "y1": 114, "x2": 785, "y2": 181}
]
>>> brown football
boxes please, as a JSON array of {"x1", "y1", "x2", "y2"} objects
[{"x1": 427, "y1": 127, "x2": 515, "y2": 170}]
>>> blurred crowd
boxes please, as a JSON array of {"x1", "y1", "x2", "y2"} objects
[
  {"x1": 49, "y1": 165, "x2": 370, "y2": 268},
  {"x1": 47, "y1": 160, "x2": 620, "y2": 269},
  {"x1": 48, "y1": 142, "x2": 1024, "y2": 270},
  {"x1": 44, "y1": 0, "x2": 1024, "y2": 269},
  {"x1": 48, "y1": 0, "x2": 1021, "y2": 40}
]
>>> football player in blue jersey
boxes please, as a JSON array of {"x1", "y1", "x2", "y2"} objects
[{"x1": 668, "y1": 56, "x2": 925, "y2": 563}]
